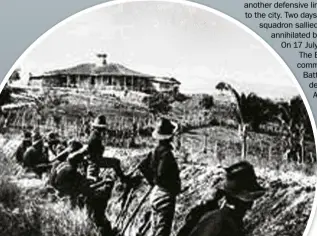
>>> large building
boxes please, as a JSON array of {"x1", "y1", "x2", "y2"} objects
[{"x1": 29, "y1": 54, "x2": 180, "y2": 94}]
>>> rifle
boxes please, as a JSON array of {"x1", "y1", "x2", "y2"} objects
[
  {"x1": 114, "y1": 151, "x2": 150, "y2": 230},
  {"x1": 89, "y1": 178, "x2": 114, "y2": 190},
  {"x1": 117, "y1": 187, "x2": 153, "y2": 236}
]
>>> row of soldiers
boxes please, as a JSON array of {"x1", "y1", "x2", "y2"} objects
[
  {"x1": 15, "y1": 115, "x2": 130, "y2": 235},
  {"x1": 14, "y1": 115, "x2": 266, "y2": 236}
]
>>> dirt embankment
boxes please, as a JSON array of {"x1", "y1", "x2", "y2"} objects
[
  {"x1": 104, "y1": 148, "x2": 317, "y2": 236},
  {"x1": 178, "y1": 166, "x2": 315, "y2": 236},
  {"x1": 245, "y1": 169, "x2": 316, "y2": 236},
  {"x1": 0, "y1": 137, "x2": 316, "y2": 236}
]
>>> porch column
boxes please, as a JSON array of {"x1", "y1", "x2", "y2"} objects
[
  {"x1": 66, "y1": 75, "x2": 71, "y2": 88},
  {"x1": 100, "y1": 76, "x2": 103, "y2": 89},
  {"x1": 86, "y1": 76, "x2": 93, "y2": 89},
  {"x1": 77, "y1": 75, "x2": 80, "y2": 88}
]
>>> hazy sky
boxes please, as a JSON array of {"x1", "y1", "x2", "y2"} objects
[{"x1": 18, "y1": 1, "x2": 298, "y2": 99}]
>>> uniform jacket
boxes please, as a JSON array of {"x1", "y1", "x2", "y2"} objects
[
  {"x1": 139, "y1": 141, "x2": 181, "y2": 196},
  {"x1": 187, "y1": 206, "x2": 245, "y2": 236},
  {"x1": 49, "y1": 161, "x2": 89, "y2": 196},
  {"x1": 87, "y1": 130, "x2": 104, "y2": 160},
  {"x1": 177, "y1": 197, "x2": 222, "y2": 236},
  {"x1": 86, "y1": 129, "x2": 105, "y2": 181},
  {"x1": 22, "y1": 144, "x2": 46, "y2": 168},
  {"x1": 16, "y1": 140, "x2": 32, "y2": 164}
]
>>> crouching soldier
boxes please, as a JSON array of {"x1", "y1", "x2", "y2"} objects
[
  {"x1": 69, "y1": 115, "x2": 128, "y2": 183},
  {"x1": 22, "y1": 130, "x2": 51, "y2": 177},
  {"x1": 50, "y1": 139, "x2": 115, "y2": 235},
  {"x1": 48, "y1": 140, "x2": 91, "y2": 205},
  {"x1": 16, "y1": 130, "x2": 32, "y2": 164},
  {"x1": 185, "y1": 161, "x2": 266, "y2": 236},
  {"x1": 86, "y1": 175, "x2": 115, "y2": 236},
  {"x1": 138, "y1": 117, "x2": 181, "y2": 236}
]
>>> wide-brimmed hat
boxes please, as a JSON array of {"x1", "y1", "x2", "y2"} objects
[
  {"x1": 152, "y1": 117, "x2": 178, "y2": 140},
  {"x1": 219, "y1": 161, "x2": 266, "y2": 202},
  {"x1": 53, "y1": 139, "x2": 83, "y2": 164},
  {"x1": 47, "y1": 132, "x2": 59, "y2": 144},
  {"x1": 91, "y1": 115, "x2": 107, "y2": 129},
  {"x1": 23, "y1": 130, "x2": 32, "y2": 141},
  {"x1": 32, "y1": 130, "x2": 43, "y2": 144},
  {"x1": 67, "y1": 139, "x2": 83, "y2": 153},
  {"x1": 67, "y1": 140, "x2": 84, "y2": 165},
  {"x1": 87, "y1": 110, "x2": 94, "y2": 117}
]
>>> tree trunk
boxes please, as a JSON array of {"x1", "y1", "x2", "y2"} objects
[
  {"x1": 299, "y1": 136, "x2": 305, "y2": 164},
  {"x1": 239, "y1": 124, "x2": 247, "y2": 159}
]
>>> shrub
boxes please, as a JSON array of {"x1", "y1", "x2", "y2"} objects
[
  {"x1": 0, "y1": 177, "x2": 21, "y2": 209},
  {"x1": 0, "y1": 186, "x2": 100, "y2": 236},
  {"x1": 199, "y1": 94, "x2": 214, "y2": 110}
]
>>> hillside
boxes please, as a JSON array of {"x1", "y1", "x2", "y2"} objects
[{"x1": 0, "y1": 124, "x2": 316, "y2": 236}]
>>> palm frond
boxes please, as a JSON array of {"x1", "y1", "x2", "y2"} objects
[{"x1": 215, "y1": 82, "x2": 244, "y2": 124}]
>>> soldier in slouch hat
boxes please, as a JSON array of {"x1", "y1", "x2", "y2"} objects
[
  {"x1": 186, "y1": 161, "x2": 266, "y2": 236},
  {"x1": 138, "y1": 117, "x2": 181, "y2": 236},
  {"x1": 69, "y1": 114, "x2": 128, "y2": 183}
]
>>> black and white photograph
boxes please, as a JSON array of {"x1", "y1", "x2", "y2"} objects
[{"x1": 0, "y1": 1, "x2": 316, "y2": 236}]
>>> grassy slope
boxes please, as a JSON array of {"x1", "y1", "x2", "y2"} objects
[
  {"x1": 0, "y1": 91, "x2": 316, "y2": 236},
  {"x1": 0, "y1": 135, "x2": 100, "y2": 236}
]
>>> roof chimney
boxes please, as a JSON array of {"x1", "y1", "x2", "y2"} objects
[{"x1": 96, "y1": 53, "x2": 108, "y2": 66}]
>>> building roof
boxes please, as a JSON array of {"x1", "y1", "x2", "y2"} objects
[
  {"x1": 30, "y1": 61, "x2": 181, "y2": 85},
  {"x1": 43, "y1": 63, "x2": 154, "y2": 78},
  {"x1": 45, "y1": 63, "x2": 96, "y2": 75},
  {"x1": 152, "y1": 77, "x2": 181, "y2": 85}
]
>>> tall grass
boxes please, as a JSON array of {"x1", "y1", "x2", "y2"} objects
[{"x1": 0, "y1": 150, "x2": 100, "y2": 236}]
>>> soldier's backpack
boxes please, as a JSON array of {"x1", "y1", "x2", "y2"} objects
[{"x1": 48, "y1": 162, "x2": 81, "y2": 194}]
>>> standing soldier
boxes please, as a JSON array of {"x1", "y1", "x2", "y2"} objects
[
  {"x1": 185, "y1": 161, "x2": 266, "y2": 236},
  {"x1": 16, "y1": 130, "x2": 32, "y2": 164},
  {"x1": 138, "y1": 117, "x2": 181, "y2": 236}
]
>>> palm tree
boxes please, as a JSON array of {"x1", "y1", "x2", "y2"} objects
[
  {"x1": 215, "y1": 82, "x2": 250, "y2": 159},
  {"x1": 276, "y1": 96, "x2": 309, "y2": 163},
  {"x1": 216, "y1": 82, "x2": 272, "y2": 159}
]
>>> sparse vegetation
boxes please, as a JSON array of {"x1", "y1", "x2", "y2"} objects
[
  {"x1": 199, "y1": 94, "x2": 214, "y2": 110},
  {"x1": 0, "y1": 82, "x2": 316, "y2": 236},
  {"x1": 8, "y1": 69, "x2": 21, "y2": 84},
  {"x1": 0, "y1": 145, "x2": 100, "y2": 236}
]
